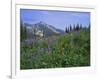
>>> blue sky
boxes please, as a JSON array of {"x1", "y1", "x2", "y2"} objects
[{"x1": 20, "y1": 9, "x2": 90, "y2": 31}]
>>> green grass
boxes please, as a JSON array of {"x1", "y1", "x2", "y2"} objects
[{"x1": 20, "y1": 29, "x2": 90, "y2": 69}]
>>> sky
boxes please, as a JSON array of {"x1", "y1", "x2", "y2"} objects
[{"x1": 20, "y1": 9, "x2": 90, "y2": 31}]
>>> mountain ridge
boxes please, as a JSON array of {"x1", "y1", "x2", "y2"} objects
[{"x1": 24, "y1": 21, "x2": 65, "y2": 38}]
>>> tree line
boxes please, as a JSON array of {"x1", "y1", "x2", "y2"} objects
[
  {"x1": 20, "y1": 21, "x2": 27, "y2": 41},
  {"x1": 65, "y1": 23, "x2": 90, "y2": 33}
]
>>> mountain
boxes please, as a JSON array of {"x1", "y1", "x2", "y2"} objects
[{"x1": 24, "y1": 21, "x2": 65, "y2": 38}]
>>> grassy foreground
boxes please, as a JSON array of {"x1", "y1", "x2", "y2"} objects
[{"x1": 20, "y1": 29, "x2": 90, "y2": 69}]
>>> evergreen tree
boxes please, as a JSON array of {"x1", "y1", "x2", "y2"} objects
[
  {"x1": 20, "y1": 20, "x2": 27, "y2": 41},
  {"x1": 24, "y1": 26, "x2": 27, "y2": 38},
  {"x1": 65, "y1": 27, "x2": 68, "y2": 33},
  {"x1": 65, "y1": 26, "x2": 69, "y2": 33},
  {"x1": 88, "y1": 23, "x2": 90, "y2": 30},
  {"x1": 73, "y1": 24, "x2": 76, "y2": 31},
  {"x1": 80, "y1": 24, "x2": 82, "y2": 30},
  {"x1": 69, "y1": 24, "x2": 72, "y2": 32},
  {"x1": 76, "y1": 23, "x2": 79, "y2": 31}
]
